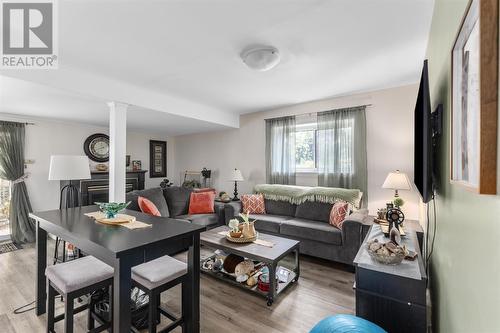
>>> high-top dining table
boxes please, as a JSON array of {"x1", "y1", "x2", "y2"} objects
[{"x1": 30, "y1": 205, "x2": 204, "y2": 333}]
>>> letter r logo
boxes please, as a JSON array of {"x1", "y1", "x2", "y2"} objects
[{"x1": 2, "y1": 3, "x2": 53, "y2": 54}]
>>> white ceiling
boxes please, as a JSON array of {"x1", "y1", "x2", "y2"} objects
[
  {"x1": 0, "y1": 0, "x2": 434, "y2": 132},
  {"x1": 0, "y1": 76, "x2": 227, "y2": 136}
]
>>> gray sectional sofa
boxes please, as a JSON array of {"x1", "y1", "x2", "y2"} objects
[
  {"x1": 124, "y1": 185, "x2": 370, "y2": 265},
  {"x1": 125, "y1": 186, "x2": 225, "y2": 229},
  {"x1": 224, "y1": 198, "x2": 372, "y2": 266}
]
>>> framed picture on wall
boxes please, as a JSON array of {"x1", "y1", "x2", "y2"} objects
[
  {"x1": 149, "y1": 140, "x2": 167, "y2": 178},
  {"x1": 132, "y1": 160, "x2": 141, "y2": 171},
  {"x1": 451, "y1": 0, "x2": 498, "y2": 194}
]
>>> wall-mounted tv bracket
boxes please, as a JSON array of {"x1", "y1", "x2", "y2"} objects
[
  {"x1": 431, "y1": 103, "x2": 443, "y2": 195},
  {"x1": 431, "y1": 104, "x2": 443, "y2": 139}
]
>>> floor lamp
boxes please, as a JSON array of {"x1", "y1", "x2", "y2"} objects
[{"x1": 48, "y1": 155, "x2": 91, "y2": 264}]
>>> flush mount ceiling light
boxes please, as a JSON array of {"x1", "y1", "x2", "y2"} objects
[{"x1": 241, "y1": 46, "x2": 280, "y2": 71}]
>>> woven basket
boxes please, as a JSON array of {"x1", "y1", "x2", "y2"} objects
[
  {"x1": 226, "y1": 232, "x2": 258, "y2": 243},
  {"x1": 367, "y1": 247, "x2": 405, "y2": 265}
]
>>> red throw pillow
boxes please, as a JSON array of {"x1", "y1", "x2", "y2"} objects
[
  {"x1": 241, "y1": 194, "x2": 266, "y2": 214},
  {"x1": 188, "y1": 192, "x2": 215, "y2": 215},
  {"x1": 329, "y1": 202, "x2": 349, "y2": 229},
  {"x1": 138, "y1": 196, "x2": 161, "y2": 216}
]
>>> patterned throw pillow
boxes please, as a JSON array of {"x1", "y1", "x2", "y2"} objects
[
  {"x1": 138, "y1": 196, "x2": 161, "y2": 216},
  {"x1": 241, "y1": 194, "x2": 266, "y2": 214},
  {"x1": 329, "y1": 202, "x2": 349, "y2": 229}
]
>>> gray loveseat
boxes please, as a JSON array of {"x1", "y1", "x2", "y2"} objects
[
  {"x1": 125, "y1": 186, "x2": 225, "y2": 230},
  {"x1": 225, "y1": 197, "x2": 371, "y2": 266}
]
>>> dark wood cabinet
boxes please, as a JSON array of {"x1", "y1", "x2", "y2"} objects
[
  {"x1": 356, "y1": 290, "x2": 426, "y2": 333},
  {"x1": 354, "y1": 225, "x2": 427, "y2": 333},
  {"x1": 63, "y1": 170, "x2": 147, "y2": 206}
]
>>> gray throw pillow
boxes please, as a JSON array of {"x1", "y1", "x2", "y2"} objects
[
  {"x1": 295, "y1": 201, "x2": 333, "y2": 223},
  {"x1": 264, "y1": 200, "x2": 297, "y2": 217},
  {"x1": 163, "y1": 186, "x2": 193, "y2": 217},
  {"x1": 126, "y1": 188, "x2": 170, "y2": 217}
]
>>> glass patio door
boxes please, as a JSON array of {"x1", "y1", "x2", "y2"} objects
[{"x1": 0, "y1": 179, "x2": 11, "y2": 241}]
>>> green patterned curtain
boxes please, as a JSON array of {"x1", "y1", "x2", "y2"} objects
[
  {"x1": 317, "y1": 106, "x2": 367, "y2": 206},
  {"x1": 0, "y1": 121, "x2": 35, "y2": 243}
]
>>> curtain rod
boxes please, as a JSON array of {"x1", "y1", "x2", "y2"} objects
[
  {"x1": 264, "y1": 103, "x2": 373, "y2": 121},
  {"x1": 0, "y1": 120, "x2": 35, "y2": 125}
]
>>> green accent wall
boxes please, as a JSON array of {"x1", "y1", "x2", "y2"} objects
[{"x1": 426, "y1": 0, "x2": 500, "y2": 332}]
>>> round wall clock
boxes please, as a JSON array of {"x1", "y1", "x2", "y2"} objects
[{"x1": 84, "y1": 133, "x2": 109, "y2": 162}]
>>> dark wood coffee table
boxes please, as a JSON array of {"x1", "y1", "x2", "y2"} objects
[{"x1": 200, "y1": 226, "x2": 300, "y2": 306}]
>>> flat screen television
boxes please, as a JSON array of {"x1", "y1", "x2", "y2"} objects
[{"x1": 414, "y1": 60, "x2": 433, "y2": 203}]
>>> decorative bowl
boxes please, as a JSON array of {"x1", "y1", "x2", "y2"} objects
[
  {"x1": 95, "y1": 202, "x2": 130, "y2": 219},
  {"x1": 367, "y1": 249, "x2": 405, "y2": 265},
  {"x1": 226, "y1": 232, "x2": 257, "y2": 243},
  {"x1": 229, "y1": 230, "x2": 242, "y2": 238},
  {"x1": 366, "y1": 239, "x2": 406, "y2": 265}
]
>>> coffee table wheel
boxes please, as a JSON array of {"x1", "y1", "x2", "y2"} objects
[{"x1": 267, "y1": 297, "x2": 274, "y2": 306}]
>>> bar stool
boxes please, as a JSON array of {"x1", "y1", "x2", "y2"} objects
[
  {"x1": 131, "y1": 255, "x2": 188, "y2": 333},
  {"x1": 45, "y1": 256, "x2": 114, "y2": 333}
]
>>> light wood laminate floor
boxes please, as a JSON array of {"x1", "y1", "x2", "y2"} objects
[{"x1": 0, "y1": 241, "x2": 354, "y2": 332}]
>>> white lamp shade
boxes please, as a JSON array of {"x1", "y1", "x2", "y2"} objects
[
  {"x1": 382, "y1": 170, "x2": 411, "y2": 190},
  {"x1": 230, "y1": 168, "x2": 244, "y2": 182},
  {"x1": 48, "y1": 155, "x2": 91, "y2": 181}
]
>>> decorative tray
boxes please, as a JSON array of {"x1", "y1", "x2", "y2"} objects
[
  {"x1": 225, "y1": 233, "x2": 258, "y2": 243},
  {"x1": 97, "y1": 214, "x2": 136, "y2": 225}
]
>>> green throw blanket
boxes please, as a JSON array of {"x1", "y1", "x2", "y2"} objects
[{"x1": 253, "y1": 184, "x2": 362, "y2": 208}]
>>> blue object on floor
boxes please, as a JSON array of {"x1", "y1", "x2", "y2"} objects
[{"x1": 309, "y1": 315, "x2": 387, "y2": 333}]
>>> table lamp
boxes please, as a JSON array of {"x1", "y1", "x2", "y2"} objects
[
  {"x1": 230, "y1": 168, "x2": 244, "y2": 201},
  {"x1": 49, "y1": 155, "x2": 91, "y2": 264},
  {"x1": 382, "y1": 170, "x2": 411, "y2": 205},
  {"x1": 49, "y1": 155, "x2": 91, "y2": 209}
]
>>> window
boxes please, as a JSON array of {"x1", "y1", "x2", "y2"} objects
[
  {"x1": 295, "y1": 117, "x2": 318, "y2": 173},
  {"x1": 0, "y1": 179, "x2": 10, "y2": 241},
  {"x1": 294, "y1": 115, "x2": 356, "y2": 174},
  {"x1": 295, "y1": 128, "x2": 316, "y2": 172}
]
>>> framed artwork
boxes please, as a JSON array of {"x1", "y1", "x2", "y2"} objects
[
  {"x1": 132, "y1": 160, "x2": 142, "y2": 171},
  {"x1": 149, "y1": 140, "x2": 167, "y2": 178},
  {"x1": 451, "y1": 0, "x2": 498, "y2": 194}
]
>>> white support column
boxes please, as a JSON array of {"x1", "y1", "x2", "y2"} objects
[{"x1": 107, "y1": 101, "x2": 128, "y2": 203}]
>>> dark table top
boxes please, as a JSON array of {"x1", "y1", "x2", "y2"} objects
[
  {"x1": 30, "y1": 205, "x2": 204, "y2": 258},
  {"x1": 200, "y1": 226, "x2": 299, "y2": 262}
]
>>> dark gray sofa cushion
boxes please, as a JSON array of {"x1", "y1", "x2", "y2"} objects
[
  {"x1": 264, "y1": 200, "x2": 297, "y2": 217},
  {"x1": 249, "y1": 214, "x2": 291, "y2": 234},
  {"x1": 176, "y1": 214, "x2": 218, "y2": 228},
  {"x1": 163, "y1": 186, "x2": 193, "y2": 217},
  {"x1": 294, "y1": 201, "x2": 333, "y2": 223},
  {"x1": 280, "y1": 218, "x2": 342, "y2": 245},
  {"x1": 125, "y1": 188, "x2": 170, "y2": 217}
]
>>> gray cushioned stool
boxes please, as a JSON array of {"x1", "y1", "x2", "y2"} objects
[
  {"x1": 131, "y1": 255, "x2": 187, "y2": 333},
  {"x1": 45, "y1": 256, "x2": 114, "y2": 333}
]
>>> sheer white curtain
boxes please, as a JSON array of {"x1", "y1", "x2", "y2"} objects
[
  {"x1": 317, "y1": 106, "x2": 367, "y2": 205},
  {"x1": 265, "y1": 116, "x2": 296, "y2": 185}
]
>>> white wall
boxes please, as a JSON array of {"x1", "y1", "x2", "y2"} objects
[
  {"x1": 0, "y1": 115, "x2": 174, "y2": 211},
  {"x1": 173, "y1": 84, "x2": 421, "y2": 220}
]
